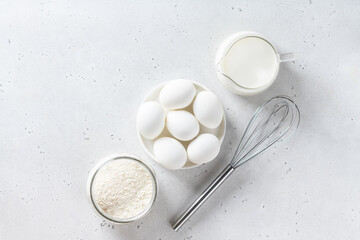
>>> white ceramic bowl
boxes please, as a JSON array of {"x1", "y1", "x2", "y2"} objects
[{"x1": 137, "y1": 80, "x2": 226, "y2": 169}]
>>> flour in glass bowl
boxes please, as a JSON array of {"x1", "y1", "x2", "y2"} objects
[{"x1": 92, "y1": 158, "x2": 155, "y2": 220}]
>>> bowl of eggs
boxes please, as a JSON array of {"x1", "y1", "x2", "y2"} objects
[{"x1": 136, "y1": 79, "x2": 226, "y2": 170}]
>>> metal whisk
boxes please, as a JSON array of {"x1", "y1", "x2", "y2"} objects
[{"x1": 172, "y1": 96, "x2": 300, "y2": 231}]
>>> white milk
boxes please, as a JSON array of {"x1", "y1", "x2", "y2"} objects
[{"x1": 220, "y1": 37, "x2": 279, "y2": 89}]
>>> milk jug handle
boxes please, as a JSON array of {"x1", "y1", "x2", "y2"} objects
[{"x1": 278, "y1": 53, "x2": 297, "y2": 62}]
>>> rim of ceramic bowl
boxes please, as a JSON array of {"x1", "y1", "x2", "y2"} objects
[
  {"x1": 137, "y1": 80, "x2": 226, "y2": 169},
  {"x1": 86, "y1": 154, "x2": 158, "y2": 223}
]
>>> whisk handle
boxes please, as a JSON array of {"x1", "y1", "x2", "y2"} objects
[{"x1": 172, "y1": 164, "x2": 235, "y2": 231}]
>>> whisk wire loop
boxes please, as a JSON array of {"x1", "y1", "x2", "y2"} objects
[
  {"x1": 230, "y1": 96, "x2": 299, "y2": 168},
  {"x1": 232, "y1": 103, "x2": 286, "y2": 164}
]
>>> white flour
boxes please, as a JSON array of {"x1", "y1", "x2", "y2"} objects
[{"x1": 92, "y1": 159, "x2": 154, "y2": 219}]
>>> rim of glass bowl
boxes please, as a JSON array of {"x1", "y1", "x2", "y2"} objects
[{"x1": 87, "y1": 154, "x2": 158, "y2": 223}]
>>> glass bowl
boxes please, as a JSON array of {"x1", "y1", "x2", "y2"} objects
[{"x1": 86, "y1": 154, "x2": 158, "y2": 223}]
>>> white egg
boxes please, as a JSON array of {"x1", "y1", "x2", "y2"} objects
[
  {"x1": 153, "y1": 137, "x2": 187, "y2": 170},
  {"x1": 193, "y1": 91, "x2": 224, "y2": 129},
  {"x1": 159, "y1": 79, "x2": 196, "y2": 109},
  {"x1": 166, "y1": 110, "x2": 200, "y2": 141},
  {"x1": 136, "y1": 101, "x2": 165, "y2": 140},
  {"x1": 187, "y1": 134, "x2": 221, "y2": 165}
]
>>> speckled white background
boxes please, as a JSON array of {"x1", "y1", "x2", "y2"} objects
[{"x1": 1, "y1": 0, "x2": 360, "y2": 239}]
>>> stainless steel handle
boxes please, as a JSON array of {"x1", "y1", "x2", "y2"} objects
[{"x1": 172, "y1": 164, "x2": 235, "y2": 231}]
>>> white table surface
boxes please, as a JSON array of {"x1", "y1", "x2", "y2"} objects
[{"x1": 1, "y1": 0, "x2": 360, "y2": 239}]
